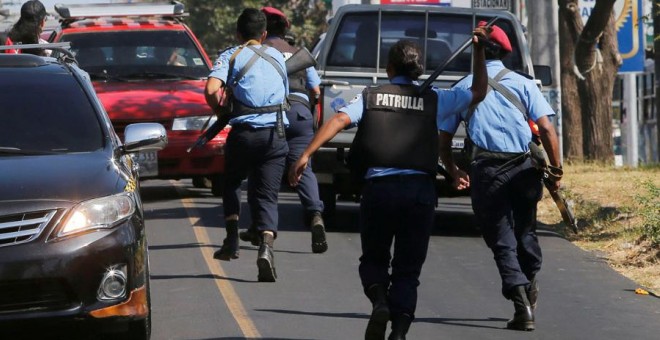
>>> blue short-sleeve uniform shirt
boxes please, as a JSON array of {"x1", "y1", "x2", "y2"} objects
[
  {"x1": 209, "y1": 44, "x2": 289, "y2": 128},
  {"x1": 339, "y1": 76, "x2": 473, "y2": 178},
  {"x1": 439, "y1": 60, "x2": 556, "y2": 153}
]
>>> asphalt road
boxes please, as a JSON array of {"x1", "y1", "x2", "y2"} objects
[{"x1": 142, "y1": 179, "x2": 659, "y2": 340}]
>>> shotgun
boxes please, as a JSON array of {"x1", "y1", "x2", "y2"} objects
[
  {"x1": 418, "y1": 16, "x2": 500, "y2": 93},
  {"x1": 529, "y1": 142, "x2": 579, "y2": 233}
]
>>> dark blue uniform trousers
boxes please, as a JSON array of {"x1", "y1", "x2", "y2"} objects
[
  {"x1": 223, "y1": 126, "x2": 288, "y2": 233},
  {"x1": 285, "y1": 101, "x2": 324, "y2": 214},
  {"x1": 470, "y1": 157, "x2": 543, "y2": 298},
  {"x1": 358, "y1": 175, "x2": 436, "y2": 319}
]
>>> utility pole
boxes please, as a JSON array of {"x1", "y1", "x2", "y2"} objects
[{"x1": 527, "y1": 0, "x2": 562, "y2": 162}]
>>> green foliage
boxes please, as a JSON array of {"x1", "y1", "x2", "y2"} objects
[
  {"x1": 180, "y1": 0, "x2": 329, "y2": 58},
  {"x1": 633, "y1": 179, "x2": 660, "y2": 246}
]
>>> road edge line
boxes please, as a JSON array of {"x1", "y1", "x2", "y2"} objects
[{"x1": 173, "y1": 183, "x2": 261, "y2": 338}]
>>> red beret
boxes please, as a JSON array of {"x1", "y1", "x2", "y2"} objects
[
  {"x1": 261, "y1": 7, "x2": 290, "y2": 28},
  {"x1": 478, "y1": 21, "x2": 512, "y2": 54}
]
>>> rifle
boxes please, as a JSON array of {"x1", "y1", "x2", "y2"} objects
[
  {"x1": 427, "y1": 17, "x2": 498, "y2": 177},
  {"x1": 186, "y1": 114, "x2": 230, "y2": 153},
  {"x1": 418, "y1": 16, "x2": 500, "y2": 93},
  {"x1": 529, "y1": 142, "x2": 579, "y2": 233},
  {"x1": 187, "y1": 47, "x2": 317, "y2": 153}
]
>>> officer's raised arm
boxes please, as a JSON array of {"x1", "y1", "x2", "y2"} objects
[{"x1": 469, "y1": 25, "x2": 490, "y2": 105}]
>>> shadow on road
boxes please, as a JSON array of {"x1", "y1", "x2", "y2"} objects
[
  {"x1": 191, "y1": 338, "x2": 316, "y2": 340},
  {"x1": 414, "y1": 316, "x2": 508, "y2": 330},
  {"x1": 253, "y1": 308, "x2": 507, "y2": 331},
  {"x1": 150, "y1": 273, "x2": 253, "y2": 283},
  {"x1": 140, "y1": 181, "x2": 569, "y2": 242}
]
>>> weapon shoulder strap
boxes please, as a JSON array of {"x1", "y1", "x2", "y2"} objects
[
  {"x1": 486, "y1": 69, "x2": 529, "y2": 122},
  {"x1": 226, "y1": 41, "x2": 288, "y2": 138},
  {"x1": 465, "y1": 68, "x2": 528, "y2": 125},
  {"x1": 228, "y1": 42, "x2": 287, "y2": 95},
  {"x1": 246, "y1": 44, "x2": 287, "y2": 87},
  {"x1": 228, "y1": 39, "x2": 262, "y2": 87}
]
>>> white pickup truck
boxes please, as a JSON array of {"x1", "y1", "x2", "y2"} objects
[{"x1": 312, "y1": 4, "x2": 551, "y2": 215}]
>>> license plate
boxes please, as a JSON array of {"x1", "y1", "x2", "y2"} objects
[
  {"x1": 135, "y1": 151, "x2": 158, "y2": 178},
  {"x1": 451, "y1": 139, "x2": 465, "y2": 148}
]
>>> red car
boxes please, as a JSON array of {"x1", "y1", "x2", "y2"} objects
[{"x1": 49, "y1": 1, "x2": 228, "y2": 194}]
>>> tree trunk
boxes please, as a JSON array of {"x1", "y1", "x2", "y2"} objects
[
  {"x1": 558, "y1": 0, "x2": 583, "y2": 161},
  {"x1": 577, "y1": 0, "x2": 618, "y2": 162},
  {"x1": 558, "y1": 0, "x2": 619, "y2": 162}
]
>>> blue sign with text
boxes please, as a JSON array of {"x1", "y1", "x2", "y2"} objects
[{"x1": 579, "y1": 0, "x2": 645, "y2": 73}]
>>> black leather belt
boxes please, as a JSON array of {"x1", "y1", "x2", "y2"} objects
[
  {"x1": 367, "y1": 174, "x2": 432, "y2": 183},
  {"x1": 231, "y1": 124, "x2": 275, "y2": 132}
]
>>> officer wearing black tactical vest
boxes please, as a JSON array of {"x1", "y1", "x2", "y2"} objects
[
  {"x1": 289, "y1": 33, "x2": 490, "y2": 339},
  {"x1": 239, "y1": 6, "x2": 328, "y2": 254}
]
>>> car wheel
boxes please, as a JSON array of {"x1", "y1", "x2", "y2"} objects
[
  {"x1": 211, "y1": 174, "x2": 224, "y2": 197},
  {"x1": 126, "y1": 258, "x2": 151, "y2": 340},
  {"x1": 192, "y1": 176, "x2": 212, "y2": 188}
]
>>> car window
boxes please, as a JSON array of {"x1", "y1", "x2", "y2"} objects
[
  {"x1": 60, "y1": 30, "x2": 209, "y2": 80},
  {"x1": 326, "y1": 12, "x2": 523, "y2": 73},
  {"x1": 327, "y1": 12, "x2": 375, "y2": 69},
  {"x1": 0, "y1": 70, "x2": 104, "y2": 153}
]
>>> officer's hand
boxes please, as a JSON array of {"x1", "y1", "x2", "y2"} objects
[
  {"x1": 288, "y1": 155, "x2": 309, "y2": 187},
  {"x1": 545, "y1": 165, "x2": 562, "y2": 193},
  {"x1": 472, "y1": 26, "x2": 491, "y2": 47},
  {"x1": 451, "y1": 168, "x2": 470, "y2": 190}
]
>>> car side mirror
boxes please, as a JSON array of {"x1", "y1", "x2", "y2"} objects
[
  {"x1": 533, "y1": 65, "x2": 552, "y2": 86},
  {"x1": 123, "y1": 123, "x2": 168, "y2": 153}
]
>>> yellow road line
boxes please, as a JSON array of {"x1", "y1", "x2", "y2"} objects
[{"x1": 173, "y1": 183, "x2": 260, "y2": 339}]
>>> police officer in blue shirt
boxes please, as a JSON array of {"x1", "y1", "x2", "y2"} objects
[
  {"x1": 204, "y1": 8, "x2": 289, "y2": 283},
  {"x1": 438, "y1": 22, "x2": 562, "y2": 332},
  {"x1": 239, "y1": 6, "x2": 328, "y2": 254},
  {"x1": 290, "y1": 33, "x2": 489, "y2": 339}
]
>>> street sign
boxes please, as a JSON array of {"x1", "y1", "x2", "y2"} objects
[
  {"x1": 579, "y1": 0, "x2": 645, "y2": 73},
  {"x1": 471, "y1": 0, "x2": 510, "y2": 10}
]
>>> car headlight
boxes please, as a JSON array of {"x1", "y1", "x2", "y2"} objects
[
  {"x1": 172, "y1": 115, "x2": 217, "y2": 131},
  {"x1": 57, "y1": 193, "x2": 136, "y2": 238}
]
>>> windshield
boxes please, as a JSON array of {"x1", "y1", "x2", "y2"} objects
[
  {"x1": 0, "y1": 69, "x2": 104, "y2": 154},
  {"x1": 60, "y1": 30, "x2": 210, "y2": 80},
  {"x1": 327, "y1": 12, "x2": 523, "y2": 73}
]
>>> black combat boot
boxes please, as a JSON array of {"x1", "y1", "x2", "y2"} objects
[
  {"x1": 365, "y1": 284, "x2": 389, "y2": 340},
  {"x1": 388, "y1": 313, "x2": 412, "y2": 340},
  {"x1": 506, "y1": 285, "x2": 535, "y2": 331},
  {"x1": 309, "y1": 211, "x2": 328, "y2": 254},
  {"x1": 213, "y1": 220, "x2": 239, "y2": 261},
  {"x1": 239, "y1": 224, "x2": 260, "y2": 246},
  {"x1": 256, "y1": 232, "x2": 277, "y2": 282},
  {"x1": 526, "y1": 277, "x2": 539, "y2": 311}
]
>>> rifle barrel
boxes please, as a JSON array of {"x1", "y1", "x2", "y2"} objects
[{"x1": 418, "y1": 16, "x2": 499, "y2": 92}]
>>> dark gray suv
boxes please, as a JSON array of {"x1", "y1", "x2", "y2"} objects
[{"x1": 0, "y1": 46, "x2": 166, "y2": 339}]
